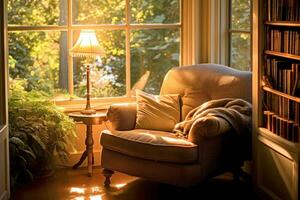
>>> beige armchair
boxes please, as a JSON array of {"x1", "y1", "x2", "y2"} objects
[{"x1": 100, "y1": 64, "x2": 252, "y2": 187}]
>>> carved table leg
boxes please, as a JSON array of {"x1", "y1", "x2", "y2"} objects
[
  {"x1": 86, "y1": 124, "x2": 94, "y2": 177},
  {"x1": 72, "y1": 150, "x2": 88, "y2": 169},
  {"x1": 102, "y1": 169, "x2": 114, "y2": 187}
]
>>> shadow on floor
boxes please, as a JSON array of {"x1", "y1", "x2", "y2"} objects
[{"x1": 105, "y1": 176, "x2": 259, "y2": 200}]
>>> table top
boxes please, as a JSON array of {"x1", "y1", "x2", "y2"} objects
[{"x1": 69, "y1": 111, "x2": 107, "y2": 125}]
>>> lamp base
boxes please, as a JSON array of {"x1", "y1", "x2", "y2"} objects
[{"x1": 81, "y1": 109, "x2": 96, "y2": 115}]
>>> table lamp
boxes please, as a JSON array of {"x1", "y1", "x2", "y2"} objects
[{"x1": 70, "y1": 30, "x2": 105, "y2": 115}]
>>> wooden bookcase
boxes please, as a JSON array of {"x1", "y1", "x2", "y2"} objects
[{"x1": 252, "y1": 0, "x2": 300, "y2": 200}]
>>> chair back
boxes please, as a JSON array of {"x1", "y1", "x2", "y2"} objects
[{"x1": 160, "y1": 63, "x2": 252, "y2": 103}]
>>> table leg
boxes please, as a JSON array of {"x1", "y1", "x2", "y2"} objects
[
  {"x1": 86, "y1": 124, "x2": 94, "y2": 177},
  {"x1": 72, "y1": 150, "x2": 88, "y2": 169}
]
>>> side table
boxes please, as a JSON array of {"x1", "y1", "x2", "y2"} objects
[{"x1": 69, "y1": 111, "x2": 107, "y2": 176}]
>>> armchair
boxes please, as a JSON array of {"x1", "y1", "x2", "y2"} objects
[{"x1": 100, "y1": 64, "x2": 252, "y2": 187}]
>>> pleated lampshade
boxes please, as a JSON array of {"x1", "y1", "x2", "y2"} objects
[{"x1": 70, "y1": 30, "x2": 105, "y2": 57}]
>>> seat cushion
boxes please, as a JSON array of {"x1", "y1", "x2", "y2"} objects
[{"x1": 100, "y1": 129, "x2": 198, "y2": 164}]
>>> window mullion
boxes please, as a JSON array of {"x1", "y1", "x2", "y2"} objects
[
  {"x1": 229, "y1": 29, "x2": 251, "y2": 34},
  {"x1": 229, "y1": 32, "x2": 232, "y2": 66},
  {"x1": 8, "y1": 26, "x2": 68, "y2": 31},
  {"x1": 125, "y1": 0, "x2": 131, "y2": 97},
  {"x1": 229, "y1": 0, "x2": 232, "y2": 67},
  {"x1": 67, "y1": 0, "x2": 73, "y2": 95}
]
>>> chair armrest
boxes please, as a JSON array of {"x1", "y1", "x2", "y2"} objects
[
  {"x1": 107, "y1": 102, "x2": 137, "y2": 131},
  {"x1": 188, "y1": 116, "x2": 247, "y2": 174},
  {"x1": 188, "y1": 115, "x2": 231, "y2": 144}
]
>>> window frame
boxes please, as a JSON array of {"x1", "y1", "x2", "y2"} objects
[
  {"x1": 1, "y1": 0, "x2": 8, "y2": 129},
  {"x1": 228, "y1": 0, "x2": 252, "y2": 70},
  {"x1": 7, "y1": 0, "x2": 182, "y2": 111}
]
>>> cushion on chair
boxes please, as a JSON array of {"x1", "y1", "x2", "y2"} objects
[
  {"x1": 107, "y1": 102, "x2": 137, "y2": 130},
  {"x1": 100, "y1": 129, "x2": 198, "y2": 164},
  {"x1": 135, "y1": 89, "x2": 181, "y2": 132}
]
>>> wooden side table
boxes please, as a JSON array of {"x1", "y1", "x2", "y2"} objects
[{"x1": 69, "y1": 111, "x2": 107, "y2": 177}]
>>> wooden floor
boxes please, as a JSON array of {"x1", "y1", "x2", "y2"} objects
[{"x1": 11, "y1": 166, "x2": 260, "y2": 200}]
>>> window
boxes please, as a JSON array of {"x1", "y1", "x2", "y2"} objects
[
  {"x1": 7, "y1": 0, "x2": 181, "y2": 100},
  {"x1": 229, "y1": 0, "x2": 251, "y2": 71}
]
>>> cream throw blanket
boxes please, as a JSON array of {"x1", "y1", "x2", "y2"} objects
[{"x1": 174, "y1": 98, "x2": 252, "y2": 138}]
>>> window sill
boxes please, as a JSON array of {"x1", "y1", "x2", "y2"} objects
[{"x1": 54, "y1": 96, "x2": 136, "y2": 113}]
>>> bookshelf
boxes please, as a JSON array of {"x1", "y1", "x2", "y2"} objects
[
  {"x1": 253, "y1": 0, "x2": 300, "y2": 200},
  {"x1": 264, "y1": 50, "x2": 300, "y2": 61},
  {"x1": 265, "y1": 21, "x2": 300, "y2": 27}
]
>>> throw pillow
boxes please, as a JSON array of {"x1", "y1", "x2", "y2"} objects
[{"x1": 135, "y1": 89, "x2": 180, "y2": 132}]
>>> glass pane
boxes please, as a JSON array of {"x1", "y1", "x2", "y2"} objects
[
  {"x1": 230, "y1": 33, "x2": 251, "y2": 71},
  {"x1": 8, "y1": 31, "x2": 68, "y2": 97},
  {"x1": 73, "y1": 30, "x2": 126, "y2": 98},
  {"x1": 130, "y1": 0, "x2": 180, "y2": 24},
  {"x1": 72, "y1": 0, "x2": 125, "y2": 24},
  {"x1": 231, "y1": 0, "x2": 251, "y2": 31},
  {"x1": 131, "y1": 29, "x2": 180, "y2": 94},
  {"x1": 8, "y1": 0, "x2": 67, "y2": 26}
]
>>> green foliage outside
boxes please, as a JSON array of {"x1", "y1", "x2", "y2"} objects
[
  {"x1": 230, "y1": 0, "x2": 251, "y2": 71},
  {"x1": 7, "y1": 0, "x2": 61, "y2": 26},
  {"x1": 8, "y1": 31, "x2": 62, "y2": 94},
  {"x1": 131, "y1": 29, "x2": 179, "y2": 94},
  {"x1": 231, "y1": 0, "x2": 251, "y2": 31}
]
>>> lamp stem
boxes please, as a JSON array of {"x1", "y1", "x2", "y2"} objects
[
  {"x1": 86, "y1": 64, "x2": 91, "y2": 110},
  {"x1": 81, "y1": 64, "x2": 96, "y2": 115}
]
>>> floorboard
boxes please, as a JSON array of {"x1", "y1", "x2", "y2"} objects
[{"x1": 11, "y1": 166, "x2": 260, "y2": 200}]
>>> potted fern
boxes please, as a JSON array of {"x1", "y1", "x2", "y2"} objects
[{"x1": 9, "y1": 79, "x2": 76, "y2": 187}]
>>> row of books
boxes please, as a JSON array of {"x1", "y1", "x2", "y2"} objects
[
  {"x1": 264, "y1": 58, "x2": 300, "y2": 96},
  {"x1": 267, "y1": 0, "x2": 300, "y2": 21},
  {"x1": 264, "y1": 110, "x2": 300, "y2": 142},
  {"x1": 267, "y1": 29, "x2": 300, "y2": 55},
  {"x1": 264, "y1": 91, "x2": 300, "y2": 122}
]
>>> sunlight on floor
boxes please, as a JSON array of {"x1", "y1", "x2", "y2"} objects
[
  {"x1": 69, "y1": 183, "x2": 127, "y2": 200},
  {"x1": 70, "y1": 186, "x2": 103, "y2": 200},
  {"x1": 115, "y1": 183, "x2": 127, "y2": 189},
  {"x1": 70, "y1": 187, "x2": 86, "y2": 194},
  {"x1": 89, "y1": 195, "x2": 102, "y2": 200},
  {"x1": 72, "y1": 196, "x2": 102, "y2": 200},
  {"x1": 73, "y1": 197, "x2": 85, "y2": 200}
]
